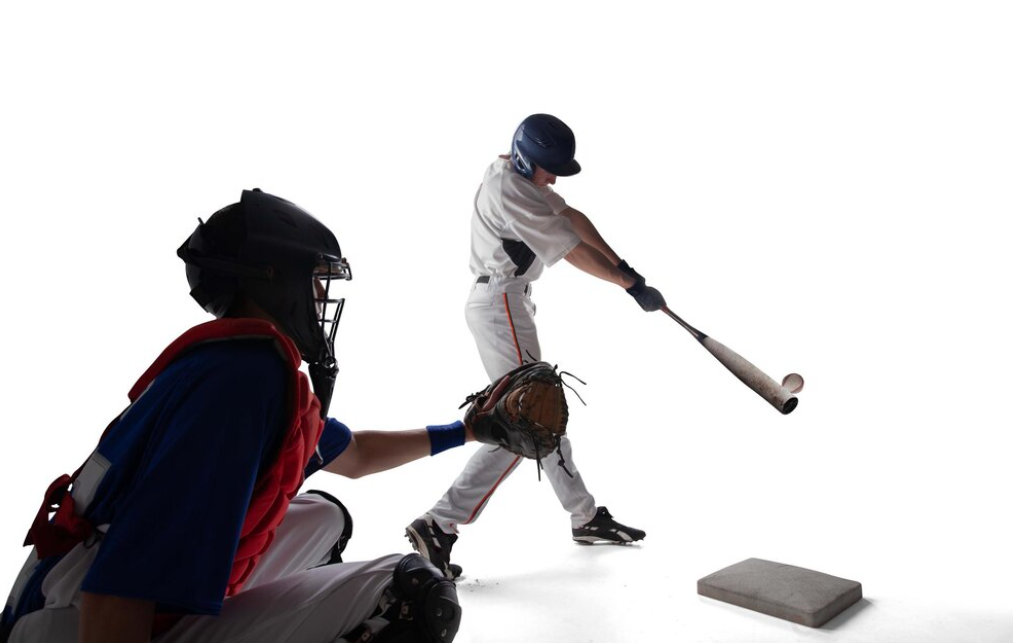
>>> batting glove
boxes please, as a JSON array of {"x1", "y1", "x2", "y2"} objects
[{"x1": 627, "y1": 281, "x2": 666, "y2": 312}]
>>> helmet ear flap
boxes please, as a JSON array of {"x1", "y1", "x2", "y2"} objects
[
  {"x1": 187, "y1": 266, "x2": 239, "y2": 318},
  {"x1": 511, "y1": 146, "x2": 534, "y2": 179},
  {"x1": 179, "y1": 213, "x2": 247, "y2": 318}
]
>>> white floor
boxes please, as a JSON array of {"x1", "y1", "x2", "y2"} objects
[{"x1": 328, "y1": 401, "x2": 1013, "y2": 643}]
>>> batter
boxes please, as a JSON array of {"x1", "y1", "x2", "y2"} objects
[{"x1": 407, "y1": 115, "x2": 667, "y2": 579}]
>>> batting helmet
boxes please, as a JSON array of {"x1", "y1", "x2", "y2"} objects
[{"x1": 510, "y1": 114, "x2": 581, "y2": 179}]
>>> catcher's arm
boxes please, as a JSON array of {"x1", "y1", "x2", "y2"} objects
[{"x1": 324, "y1": 423, "x2": 475, "y2": 479}]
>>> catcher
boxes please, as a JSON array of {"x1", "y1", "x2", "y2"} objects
[
  {"x1": 406, "y1": 114, "x2": 663, "y2": 579},
  {"x1": 1, "y1": 190, "x2": 465, "y2": 643}
]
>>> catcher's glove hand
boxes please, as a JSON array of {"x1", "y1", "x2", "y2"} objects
[{"x1": 462, "y1": 361, "x2": 572, "y2": 479}]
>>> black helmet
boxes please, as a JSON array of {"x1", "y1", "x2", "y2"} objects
[
  {"x1": 511, "y1": 114, "x2": 581, "y2": 179},
  {"x1": 177, "y1": 189, "x2": 352, "y2": 416}
]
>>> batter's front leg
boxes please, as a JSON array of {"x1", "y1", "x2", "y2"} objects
[
  {"x1": 542, "y1": 435, "x2": 597, "y2": 528},
  {"x1": 428, "y1": 444, "x2": 523, "y2": 534}
]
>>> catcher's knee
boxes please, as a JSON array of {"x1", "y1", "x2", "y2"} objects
[
  {"x1": 393, "y1": 554, "x2": 461, "y2": 643},
  {"x1": 341, "y1": 554, "x2": 461, "y2": 643},
  {"x1": 304, "y1": 489, "x2": 354, "y2": 564}
]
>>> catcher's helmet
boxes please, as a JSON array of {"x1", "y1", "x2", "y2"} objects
[
  {"x1": 510, "y1": 114, "x2": 581, "y2": 180},
  {"x1": 177, "y1": 189, "x2": 352, "y2": 416}
]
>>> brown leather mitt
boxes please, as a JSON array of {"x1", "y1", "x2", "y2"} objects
[{"x1": 462, "y1": 361, "x2": 569, "y2": 470}]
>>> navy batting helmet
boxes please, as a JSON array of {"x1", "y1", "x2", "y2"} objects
[{"x1": 510, "y1": 114, "x2": 581, "y2": 179}]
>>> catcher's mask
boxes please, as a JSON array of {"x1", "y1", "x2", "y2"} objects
[{"x1": 177, "y1": 188, "x2": 352, "y2": 417}]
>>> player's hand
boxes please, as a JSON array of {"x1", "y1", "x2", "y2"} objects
[
  {"x1": 617, "y1": 259, "x2": 646, "y2": 288},
  {"x1": 626, "y1": 281, "x2": 666, "y2": 312}
]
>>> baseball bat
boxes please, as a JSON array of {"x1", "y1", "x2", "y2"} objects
[{"x1": 661, "y1": 306, "x2": 800, "y2": 414}]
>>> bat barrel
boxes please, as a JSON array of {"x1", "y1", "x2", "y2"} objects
[
  {"x1": 701, "y1": 336, "x2": 799, "y2": 415},
  {"x1": 781, "y1": 396, "x2": 798, "y2": 415}
]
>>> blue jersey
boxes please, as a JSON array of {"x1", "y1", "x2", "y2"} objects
[{"x1": 8, "y1": 339, "x2": 352, "y2": 623}]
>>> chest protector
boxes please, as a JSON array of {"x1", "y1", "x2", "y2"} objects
[{"x1": 26, "y1": 318, "x2": 324, "y2": 598}]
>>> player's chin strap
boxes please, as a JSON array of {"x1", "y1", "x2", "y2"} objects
[
  {"x1": 309, "y1": 357, "x2": 338, "y2": 465},
  {"x1": 310, "y1": 357, "x2": 338, "y2": 420}
]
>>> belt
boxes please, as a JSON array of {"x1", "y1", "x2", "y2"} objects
[{"x1": 476, "y1": 276, "x2": 530, "y2": 295}]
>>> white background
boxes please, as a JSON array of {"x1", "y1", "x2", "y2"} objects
[{"x1": 1, "y1": 2, "x2": 1011, "y2": 641}]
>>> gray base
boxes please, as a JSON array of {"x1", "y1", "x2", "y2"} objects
[{"x1": 698, "y1": 558, "x2": 862, "y2": 628}]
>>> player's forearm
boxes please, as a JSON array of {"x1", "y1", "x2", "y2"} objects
[
  {"x1": 325, "y1": 424, "x2": 474, "y2": 478},
  {"x1": 564, "y1": 242, "x2": 635, "y2": 288},
  {"x1": 560, "y1": 208, "x2": 621, "y2": 265},
  {"x1": 80, "y1": 592, "x2": 155, "y2": 643}
]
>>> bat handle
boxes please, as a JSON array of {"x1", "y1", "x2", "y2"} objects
[{"x1": 661, "y1": 306, "x2": 705, "y2": 342}]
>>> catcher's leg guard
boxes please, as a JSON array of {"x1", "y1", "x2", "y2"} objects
[
  {"x1": 305, "y1": 489, "x2": 354, "y2": 564},
  {"x1": 392, "y1": 554, "x2": 461, "y2": 642},
  {"x1": 340, "y1": 554, "x2": 461, "y2": 643}
]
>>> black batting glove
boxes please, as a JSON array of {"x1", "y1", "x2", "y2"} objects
[
  {"x1": 626, "y1": 281, "x2": 666, "y2": 312},
  {"x1": 617, "y1": 259, "x2": 646, "y2": 287}
]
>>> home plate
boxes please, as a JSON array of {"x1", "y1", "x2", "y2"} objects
[{"x1": 698, "y1": 558, "x2": 863, "y2": 628}]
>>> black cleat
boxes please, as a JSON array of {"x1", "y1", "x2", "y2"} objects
[
  {"x1": 406, "y1": 515, "x2": 461, "y2": 580},
  {"x1": 572, "y1": 506, "x2": 646, "y2": 544}
]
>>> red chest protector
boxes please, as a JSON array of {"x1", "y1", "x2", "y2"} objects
[{"x1": 27, "y1": 318, "x2": 325, "y2": 598}]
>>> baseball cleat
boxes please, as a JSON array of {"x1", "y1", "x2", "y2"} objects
[
  {"x1": 406, "y1": 515, "x2": 461, "y2": 580},
  {"x1": 572, "y1": 506, "x2": 646, "y2": 544}
]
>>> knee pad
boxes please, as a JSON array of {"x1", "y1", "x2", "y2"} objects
[{"x1": 393, "y1": 554, "x2": 461, "y2": 643}]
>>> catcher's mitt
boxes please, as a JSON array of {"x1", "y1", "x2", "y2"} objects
[{"x1": 462, "y1": 361, "x2": 572, "y2": 479}]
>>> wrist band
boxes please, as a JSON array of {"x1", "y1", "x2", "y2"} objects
[{"x1": 427, "y1": 420, "x2": 466, "y2": 456}]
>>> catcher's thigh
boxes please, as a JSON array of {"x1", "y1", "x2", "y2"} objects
[
  {"x1": 160, "y1": 555, "x2": 402, "y2": 643},
  {"x1": 242, "y1": 492, "x2": 351, "y2": 589},
  {"x1": 11, "y1": 557, "x2": 401, "y2": 643}
]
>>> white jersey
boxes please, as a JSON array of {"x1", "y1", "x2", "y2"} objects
[{"x1": 468, "y1": 157, "x2": 581, "y2": 283}]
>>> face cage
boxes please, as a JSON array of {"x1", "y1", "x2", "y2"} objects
[{"x1": 314, "y1": 256, "x2": 353, "y2": 366}]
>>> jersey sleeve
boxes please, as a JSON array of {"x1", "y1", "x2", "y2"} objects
[
  {"x1": 80, "y1": 343, "x2": 288, "y2": 615},
  {"x1": 540, "y1": 186, "x2": 569, "y2": 215},
  {"x1": 499, "y1": 177, "x2": 581, "y2": 267},
  {"x1": 304, "y1": 418, "x2": 353, "y2": 477}
]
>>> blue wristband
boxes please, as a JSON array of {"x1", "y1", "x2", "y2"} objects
[{"x1": 427, "y1": 420, "x2": 466, "y2": 456}]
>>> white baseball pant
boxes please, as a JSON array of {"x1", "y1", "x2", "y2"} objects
[
  {"x1": 428, "y1": 280, "x2": 597, "y2": 532},
  {"x1": 8, "y1": 493, "x2": 401, "y2": 643}
]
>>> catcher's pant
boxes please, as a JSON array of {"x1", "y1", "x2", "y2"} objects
[
  {"x1": 429, "y1": 280, "x2": 597, "y2": 532},
  {"x1": 7, "y1": 494, "x2": 401, "y2": 643}
]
